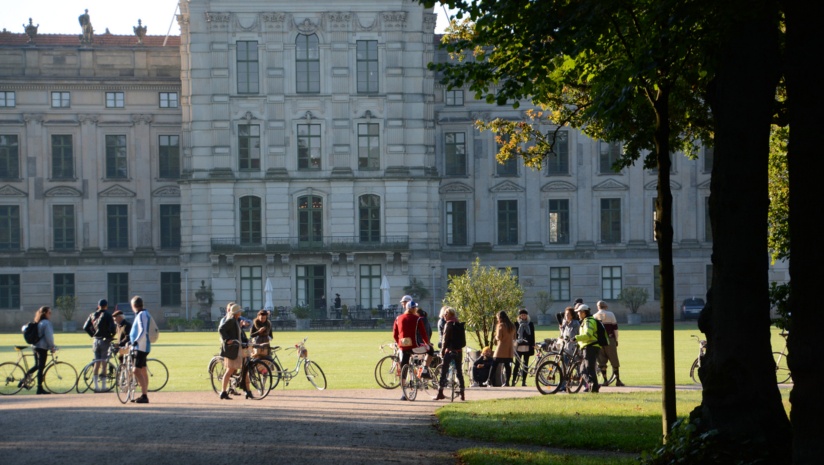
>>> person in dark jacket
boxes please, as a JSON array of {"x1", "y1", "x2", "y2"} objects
[
  {"x1": 82, "y1": 299, "x2": 116, "y2": 392},
  {"x1": 472, "y1": 347, "x2": 493, "y2": 387},
  {"x1": 514, "y1": 308, "x2": 536, "y2": 386},
  {"x1": 436, "y1": 307, "x2": 465, "y2": 401},
  {"x1": 26, "y1": 306, "x2": 56, "y2": 394},
  {"x1": 112, "y1": 309, "x2": 131, "y2": 364},
  {"x1": 218, "y1": 303, "x2": 253, "y2": 400}
]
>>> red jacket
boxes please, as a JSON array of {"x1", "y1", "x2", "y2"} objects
[{"x1": 393, "y1": 312, "x2": 429, "y2": 349}]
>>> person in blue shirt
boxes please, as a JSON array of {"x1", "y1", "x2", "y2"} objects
[{"x1": 128, "y1": 296, "x2": 152, "y2": 403}]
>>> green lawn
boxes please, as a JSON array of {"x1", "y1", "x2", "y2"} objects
[{"x1": 0, "y1": 322, "x2": 790, "y2": 392}]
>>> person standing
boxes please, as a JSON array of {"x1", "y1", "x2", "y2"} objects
[
  {"x1": 218, "y1": 303, "x2": 253, "y2": 399},
  {"x1": 25, "y1": 306, "x2": 56, "y2": 394},
  {"x1": 484, "y1": 311, "x2": 516, "y2": 387},
  {"x1": 413, "y1": 302, "x2": 435, "y2": 378},
  {"x1": 250, "y1": 310, "x2": 273, "y2": 358},
  {"x1": 436, "y1": 306, "x2": 448, "y2": 349},
  {"x1": 82, "y1": 299, "x2": 116, "y2": 392},
  {"x1": 128, "y1": 296, "x2": 154, "y2": 403},
  {"x1": 514, "y1": 308, "x2": 536, "y2": 387},
  {"x1": 574, "y1": 304, "x2": 601, "y2": 393},
  {"x1": 436, "y1": 307, "x2": 465, "y2": 401},
  {"x1": 594, "y1": 300, "x2": 624, "y2": 386},
  {"x1": 334, "y1": 294, "x2": 342, "y2": 316},
  {"x1": 392, "y1": 299, "x2": 430, "y2": 401},
  {"x1": 112, "y1": 309, "x2": 131, "y2": 364}
]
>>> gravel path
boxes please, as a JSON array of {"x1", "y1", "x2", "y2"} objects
[{"x1": 0, "y1": 384, "x2": 680, "y2": 465}]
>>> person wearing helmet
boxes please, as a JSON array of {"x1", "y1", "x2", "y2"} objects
[{"x1": 574, "y1": 304, "x2": 601, "y2": 393}]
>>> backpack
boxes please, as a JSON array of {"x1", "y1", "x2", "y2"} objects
[
  {"x1": 594, "y1": 318, "x2": 609, "y2": 347},
  {"x1": 84, "y1": 311, "x2": 107, "y2": 337},
  {"x1": 22, "y1": 321, "x2": 41, "y2": 345},
  {"x1": 147, "y1": 313, "x2": 160, "y2": 343},
  {"x1": 448, "y1": 321, "x2": 467, "y2": 350}
]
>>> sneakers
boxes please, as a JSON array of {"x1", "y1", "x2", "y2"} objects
[
  {"x1": 135, "y1": 394, "x2": 149, "y2": 403},
  {"x1": 220, "y1": 391, "x2": 231, "y2": 400}
]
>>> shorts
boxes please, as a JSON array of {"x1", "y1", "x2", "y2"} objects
[
  {"x1": 93, "y1": 339, "x2": 111, "y2": 361},
  {"x1": 134, "y1": 351, "x2": 148, "y2": 368}
]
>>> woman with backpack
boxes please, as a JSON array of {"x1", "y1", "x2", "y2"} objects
[
  {"x1": 514, "y1": 308, "x2": 536, "y2": 387},
  {"x1": 484, "y1": 311, "x2": 516, "y2": 387},
  {"x1": 26, "y1": 306, "x2": 56, "y2": 394},
  {"x1": 436, "y1": 306, "x2": 465, "y2": 401}
]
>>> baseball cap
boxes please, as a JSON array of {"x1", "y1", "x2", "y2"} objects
[
  {"x1": 576, "y1": 304, "x2": 591, "y2": 312},
  {"x1": 408, "y1": 301, "x2": 419, "y2": 308},
  {"x1": 98, "y1": 299, "x2": 108, "y2": 307},
  {"x1": 400, "y1": 295, "x2": 413, "y2": 303}
]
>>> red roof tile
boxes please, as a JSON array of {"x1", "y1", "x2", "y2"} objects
[{"x1": 0, "y1": 32, "x2": 180, "y2": 48}]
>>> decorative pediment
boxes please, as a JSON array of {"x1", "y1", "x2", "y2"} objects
[
  {"x1": 540, "y1": 181, "x2": 576, "y2": 192},
  {"x1": 489, "y1": 180, "x2": 525, "y2": 193},
  {"x1": 697, "y1": 179, "x2": 711, "y2": 190},
  {"x1": 152, "y1": 186, "x2": 180, "y2": 197},
  {"x1": 44, "y1": 186, "x2": 82, "y2": 197},
  {"x1": 439, "y1": 182, "x2": 474, "y2": 194},
  {"x1": 295, "y1": 17, "x2": 320, "y2": 34},
  {"x1": 593, "y1": 179, "x2": 629, "y2": 191},
  {"x1": 644, "y1": 180, "x2": 683, "y2": 191},
  {"x1": 0, "y1": 185, "x2": 27, "y2": 197},
  {"x1": 99, "y1": 184, "x2": 136, "y2": 197}
]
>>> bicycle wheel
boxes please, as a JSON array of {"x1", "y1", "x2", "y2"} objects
[
  {"x1": 567, "y1": 363, "x2": 584, "y2": 394},
  {"x1": 400, "y1": 364, "x2": 418, "y2": 401},
  {"x1": 208, "y1": 356, "x2": 225, "y2": 395},
  {"x1": 146, "y1": 359, "x2": 169, "y2": 392},
  {"x1": 43, "y1": 361, "x2": 77, "y2": 394},
  {"x1": 0, "y1": 362, "x2": 26, "y2": 395},
  {"x1": 115, "y1": 365, "x2": 134, "y2": 404},
  {"x1": 773, "y1": 352, "x2": 792, "y2": 384},
  {"x1": 535, "y1": 361, "x2": 562, "y2": 395},
  {"x1": 304, "y1": 361, "x2": 327, "y2": 390},
  {"x1": 690, "y1": 358, "x2": 701, "y2": 384},
  {"x1": 374, "y1": 355, "x2": 401, "y2": 389},
  {"x1": 511, "y1": 358, "x2": 521, "y2": 386},
  {"x1": 449, "y1": 364, "x2": 457, "y2": 402},
  {"x1": 77, "y1": 363, "x2": 93, "y2": 393},
  {"x1": 247, "y1": 360, "x2": 273, "y2": 399},
  {"x1": 422, "y1": 364, "x2": 440, "y2": 398}
]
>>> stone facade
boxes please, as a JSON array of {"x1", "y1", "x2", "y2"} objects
[{"x1": 0, "y1": 1, "x2": 787, "y2": 329}]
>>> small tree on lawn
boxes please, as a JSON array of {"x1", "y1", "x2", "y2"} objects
[
  {"x1": 443, "y1": 258, "x2": 523, "y2": 349},
  {"x1": 618, "y1": 287, "x2": 649, "y2": 315},
  {"x1": 55, "y1": 295, "x2": 77, "y2": 322}
]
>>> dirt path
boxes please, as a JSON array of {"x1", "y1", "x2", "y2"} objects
[{"x1": 0, "y1": 385, "x2": 675, "y2": 464}]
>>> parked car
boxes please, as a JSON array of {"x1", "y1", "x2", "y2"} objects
[{"x1": 681, "y1": 298, "x2": 705, "y2": 320}]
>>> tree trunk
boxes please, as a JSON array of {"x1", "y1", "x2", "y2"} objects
[
  {"x1": 784, "y1": 1, "x2": 824, "y2": 463},
  {"x1": 692, "y1": 2, "x2": 791, "y2": 461}
]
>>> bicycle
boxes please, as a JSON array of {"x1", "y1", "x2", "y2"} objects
[
  {"x1": 0, "y1": 346, "x2": 77, "y2": 395},
  {"x1": 511, "y1": 339, "x2": 555, "y2": 386},
  {"x1": 773, "y1": 331, "x2": 791, "y2": 384},
  {"x1": 208, "y1": 343, "x2": 276, "y2": 400},
  {"x1": 689, "y1": 335, "x2": 706, "y2": 384},
  {"x1": 432, "y1": 351, "x2": 462, "y2": 402},
  {"x1": 79, "y1": 344, "x2": 169, "y2": 393},
  {"x1": 535, "y1": 343, "x2": 584, "y2": 395},
  {"x1": 374, "y1": 342, "x2": 401, "y2": 389},
  {"x1": 400, "y1": 352, "x2": 439, "y2": 401},
  {"x1": 115, "y1": 347, "x2": 138, "y2": 403},
  {"x1": 267, "y1": 337, "x2": 326, "y2": 390}
]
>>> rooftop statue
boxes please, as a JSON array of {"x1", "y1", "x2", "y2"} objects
[{"x1": 79, "y1": 9, "x2": 93, "y2": 45}]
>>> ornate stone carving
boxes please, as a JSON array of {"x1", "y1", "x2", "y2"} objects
[
  {"x1": 235, "y1": 15, "x2": 259, "y2": 32},
  {"x1": 0, "y1": 185, "x2": 27, "y2": 197},
  {"x1": 24, "y1": 18, "x2": 39, "y2": 43},
  {"x1": 78, "y1": 114, "x2": 98, "y2": 125},
  {"x1": 44, "y1": 186, "x2": 82, "y2": 197},
  {"x1": 489, "y1": 180, "x2": 525, "y2": 193},
  {"x1": 592, "y1": 179, "x2": 629, "y2": 191},
  {"x1": 133, "y1": 19, "x2": 147, "y2": 45},
  {"x1": 262, "y1": 13, "x2": 287, "y2": 23},
  {"x1": 295, "y1": 17, "x2": 320, "y2": 34},
  {"x1": 152, "y1": 186, "x2": 181, "y2": 197},
  {"x1": 205, "y1": 12, "x2": 231, "y2": 31},
  {"x1": 23, "y1": 114, "x2": 44, "y2": 125},
  {"x1": 131, "y1": 114, "x2": 153, "y2": 125},
  {"x1": 210, "y1": 254, "x2": 221, "y2": 277},
  {"x1": 423, "y1": 13, "x2": 438, "y2": 32},
  {"x1": 176, "y1": 14, "x2": 189, "y2": 26},
  {"x1": 381, "y1": 12, "x2": 407, "y2": 30},
  {"x1": 327, "y1": 12, "x2": 351, "y2": 30},
  {"x1": 99, "y1": 185, "x2": 136, "y2": 197},
  {"x1": 540, "y1": 181, "x2": 576, "y2": 192},
  {"x1": 439, "y1": 182, "x2": 473, "y2": 194}
]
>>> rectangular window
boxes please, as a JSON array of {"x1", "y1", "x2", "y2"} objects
[
  {"x1": 0, "y1": 274, "x2": 21, "y2": 309},
  {"x1": 0, "y1": 91, "x2": 14, "y2": 107},
  {"x1": 238, "y1": 124, "x2": 261, "y2": 171},
  {"x1": 237, "y1": 41, "x2": 259, "y2": 94},
  {"x1": 54, "y1": 273, "x2": 75, "y2": 305},
  {"x1": 703, "y1": 146, "x2": 714, "y2": 173},
  {"x1": 159, "y1": 92, "x2": 178, "y2": 108},
  {"x1": 296, "y1": 265, "x2": 326, "y2": 313},
  {"x1": 356, "y1": 40, "x2": 379, "y2": 94},
  {"x1": 297, "y1": 124, "x2": 322, "y2": 170},
  {"x1": 600, "y1": 198, "x2": 622, "y2": 243},
  {"x1": 359, "y1": 264, "x2": 381, "y2": 310},
  {"x1": 52, "y1": 205, "x2": 75, "y2": 251},
  {"x1": 358, "y1": 195, "x2": 381, "y2": 243},
  {"x1": 497, "y1": 199, "x2": 518, "y2": 245},
  {"x1": 653, "y1": 265, "x2": 661, "y2": 301},
  {"x1": 51, "y1": 91, "x2": 70, "y2": 108},
  {"x1": 599, "y1": 141, "x2": 621, "y2": 174},
  {"x1": 105, "y1": 135, "x2": 128, "y2": 179},
  {"x1": 446, "y1": 201, "x2": 467, "y2": 246},
  {"x1": 240, "y1": 196, "x2": 262, "y2": 245},
  {"x1": 358, "y1": 123, "x2": 380, "y2": 170},
  {"x1": 549, "y1": 267, "x2": 570, "y2": 301},
  {"x1": 704, "y1": 196, "x2": 712, "y2": 242},
  {"x1": 160, "y1": 272, "x2": 181, "y2": 307},
  {"x1": 160, "y1": 204, "x2": 181, "y2": 249},
  {"x1": 497, "y1": 156, "x2": 518, "y2": 176},
  {"x1": 445, "y1": 90, "x2": 464, "y2": 106},
  {"x1": 444, "y1": 132, "x2": 467, "y2": 176},
  {"x1": 601, "y1": 266, "x2": 622, "y2": 300},
  {"x1": 105, "y1": 92, "x2": 124, "y2": 108},
  {"x1": 107, "y1": 204, "x2": 129, "y2": 249},
  {"x1": 51, "y1": 135, "x2": 74, "y2": 179},
  {"x1": 158, "y1": 135, "x2": 180, "y2": 179},
  {"x1": 546, "y1": 131, "x2": 569, "y2": 175},
  {"x1": 107, "y1": 273, "x2": 129, "y2": 306},
  {"x1": 0, "y1": 205, "x2": 21, "y2": 250},
  {"x1": 0, "y1": 134, "x2": 20, "y2": 179},
  {"x1": 548, "y1": 199, "x2": 569, "y2": 244},
  {"x1": 296, "y1": 34, "x2": 320, "y2": 94},
  {"x1": 240, "y1": 266, "x2": 262, "y2": 311}
]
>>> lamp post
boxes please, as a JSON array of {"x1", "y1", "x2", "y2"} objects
[
  {"x1": 184, "y1": 268, "x2": 189, "y2": 320},
  {"x1": 431, "y1": 266, "x2": 436, "y2": 314}
]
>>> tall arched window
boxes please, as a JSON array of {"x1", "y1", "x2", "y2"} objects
[
  {"x1": 240, "y1": 196, "x2": 261, "y2": 245},
  {"x1": 359, "y1": 195, "x2": 380, "y2": 243},
  {"x1": 296, "y1": 34, "x2": 320, "y2": 93},
  {"x1": 298, "y1": 195, "x2": 323, "y2": 245}
]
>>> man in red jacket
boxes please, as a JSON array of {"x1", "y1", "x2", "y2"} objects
[{"x1": 393, "y1": 299, "x2": 430, "y2": 401}]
